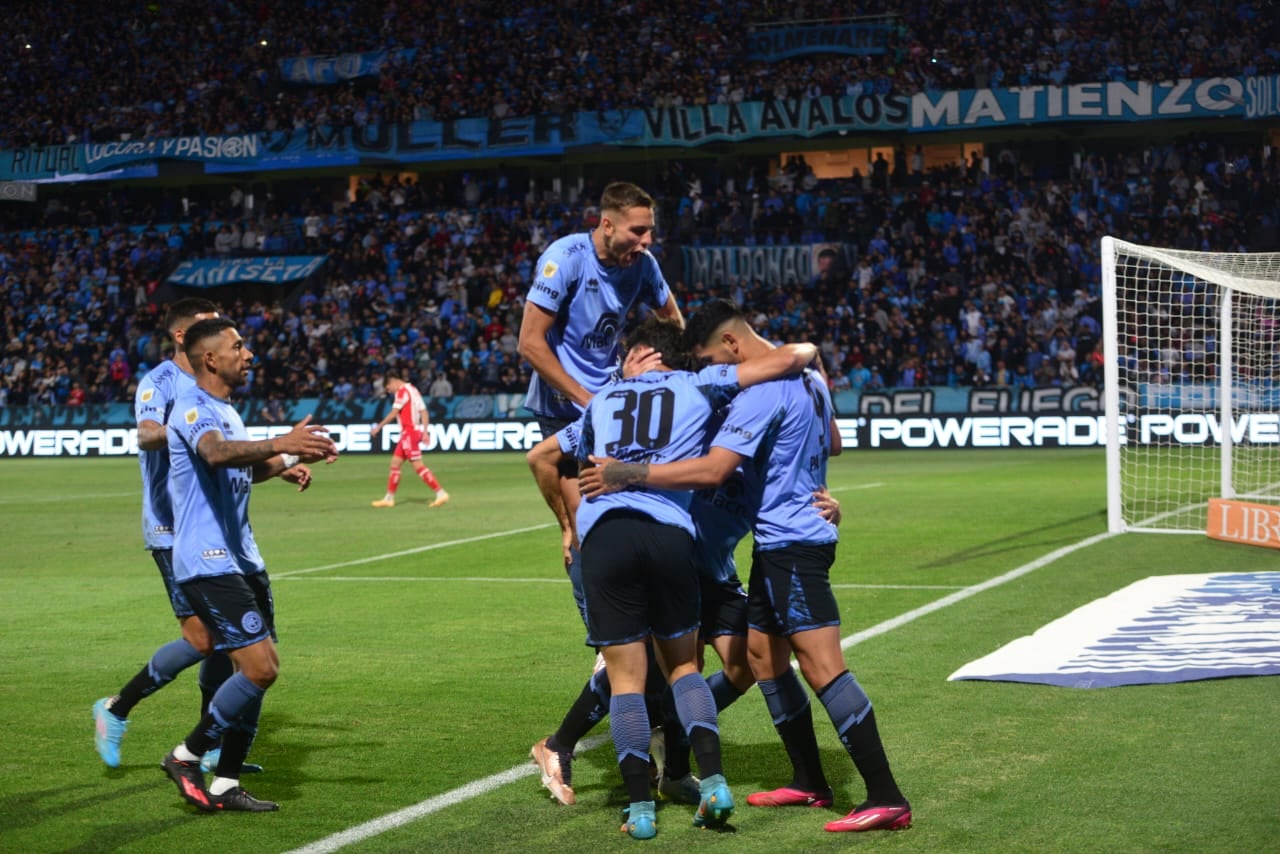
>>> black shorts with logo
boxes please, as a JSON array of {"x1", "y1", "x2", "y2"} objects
[
  {"x1": 180, "y1": 572, "x2": 277, "y2": 652},
  {"x1": 747, "y1": 543, "x2": 840, "y2": 636}
]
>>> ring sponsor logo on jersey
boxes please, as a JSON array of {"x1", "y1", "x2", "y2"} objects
[{"x1": 581, "y1": 312, "x2": 620, "y2": 349}]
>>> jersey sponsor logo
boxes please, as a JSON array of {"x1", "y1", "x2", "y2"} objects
[
  {"x1": 541, "y1": 261, "x2": 559, "y2": 278},
  {"x1": 151, "y1": 524, "x2": 173, "y2": 534},
  {"x1": 580, "y1": 311, "x2": 620, "y2": 350},
  {"x1": 721, "y1": 422, "x2": 755, "y2": 441},
  {"x1": 533, "y1": 281, "x2": 559, "y2": 298},
  {"x1": 241, "y1": 610, "x2": 265, "y2": 635},
  {"x1": 201, "y1": 548, "x2": 227, "y2": 559},
  {"x1": 141, "y1": 389, "x2": 154, "y2": 402},
  {"x1": 185, "y1": 407, "x2": 199, "y2": 424}
]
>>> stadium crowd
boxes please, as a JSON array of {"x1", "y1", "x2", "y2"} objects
[
  {"x1": 2, "y1": 135, "x2": 1277, "y2": 412},
  {"x1": 3, "y1": 0, "x2": 1276, "y2": 148},
  {"x1": 3, "y1": 1, "x2": 1279, "y2": 411}
]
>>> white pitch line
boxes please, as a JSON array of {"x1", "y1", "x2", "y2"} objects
[
  {"x1": 277, "y1": 576, "x2": 571, "y2": 584},
  {"x1": 271, "y1": 523, "x2": 555, "y2": 578},
  {"x1": 285, "y1": 734, "x2": 611, "y2": 854},
  {"x1": 279, "y1": 577, "x2": 957, "y2": 590},
  {"x1": 828, "y1": 483, "x2": 884, "y2": 492},
  {"x1": 285, "y1": 527, "x2": 1119, "y2": 854}
]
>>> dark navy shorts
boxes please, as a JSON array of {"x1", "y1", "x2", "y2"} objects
[
  {"x1": 582, "y1": 511, "x2": 700, "y2": 648},
  {"x1": 700, "y1": 574, "x2": 748, "y2": 640},
  {"x1": 152, "y1": 549, "x2": 195, "y2": 619},
  {"x1": 747, "y1": 543, "x2": 841, "y2": 637},
  {"x1": 180, "y1": 572, "x2": 277, "y2": 652}
]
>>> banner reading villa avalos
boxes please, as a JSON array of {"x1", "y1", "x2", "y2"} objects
[{"x1": 2, "y1": 76, "x2": 1276, "y2": 181}]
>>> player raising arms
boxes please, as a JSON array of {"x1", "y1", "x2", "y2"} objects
[{"x1": 370, "y1": 370, "x2": 449, "y2": 509}]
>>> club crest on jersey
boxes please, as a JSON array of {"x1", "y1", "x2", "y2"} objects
[
  {"x1": 185, "y1": 408, "x2": 199, "y2": 424},
  {"x1": 141, "y1": 389, "x2": 154, "y2": 402},
  {"x1": 541, "y1": 261, "x2": 559, "y2": 278}
]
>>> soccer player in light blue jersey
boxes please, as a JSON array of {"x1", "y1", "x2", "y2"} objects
[
  {"x1": 531, "y1": 316, "x2": 817, "y2": 838},
  {"x1": 519, "y1": 182, "x2": 683, "y2": 813},
  {"x1": 581, "y1": 299, "x2": 912, "y2": 834},
  {"x1": 519, "y1": 181, "x2": 682, "y2": 571},
  {"x1": 93, "y1": 298, "x2": 241, "y2": 771},
  {"x1": 159, "y1": 317, "x2": 338, "y2": 813}
]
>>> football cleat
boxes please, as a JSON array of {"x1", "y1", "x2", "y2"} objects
[
  {"x1": 693, "y1": 773, "x2": 734, "y2": 828},
  {"x1": 429, "y1": 490, "x2": 450, "y2": 508},
  {"x1": 371, "y1": 498, "x2": 395, "y2": 508},
  {"x1": 824, "y1": 801, "x2": 912, "y2": 832},
  {"x1": 657, "y1": 772, "x2": 701, "y2": 805},
  {"x1": 92, "y1": 698, "x2": 128, "y2": 768},
  {"x1": 200, "y1": 748, "x2": 264, "y2": 775},
  {"x1": 620, "y1": 800, "x2": 657, "y2": 840},
  {"x1": 162, "y1": 750, "x2": 213, "y2": 811},
  {"x1": 746, "y1": 785, "x2": 834, "y2": 808},
  {"x1": 212, "y1": 786, "x2": 279, "y2": 812},
  {"x1": 530, "y1": 737, "x2": 575, "y2": 805}
]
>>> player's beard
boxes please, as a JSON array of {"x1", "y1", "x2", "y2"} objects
[{"x1": 605, "y1": 234, "x2": 640, "y2": 267}]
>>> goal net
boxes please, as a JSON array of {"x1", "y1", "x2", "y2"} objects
[{"x1": 1102, "y1": 236, "x2": 1280, "y2": 533}]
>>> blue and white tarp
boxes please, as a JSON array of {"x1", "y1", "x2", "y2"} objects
[{"x1": 948, "y1": 572, "x2": 1280, "y2": 688}]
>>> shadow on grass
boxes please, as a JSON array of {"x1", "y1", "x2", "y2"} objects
[
  {"x1": 0, "y1": 779, "x2": 166, "y2": 831},
  {"x1": 243, "y1": 713, "x2": 385, "y2": 802},
  {"x1": 918, "y1": 510, "x2": 1106, "y2": 570}
]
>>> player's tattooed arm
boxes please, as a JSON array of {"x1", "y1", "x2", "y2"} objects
[{"x1": 603, "y1": 462, "x2": 650, "y2": 489}]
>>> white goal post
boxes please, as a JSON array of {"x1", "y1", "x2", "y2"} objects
[{"x1": 1102, "y1": 236, "x2": 1280, "y2": 534}]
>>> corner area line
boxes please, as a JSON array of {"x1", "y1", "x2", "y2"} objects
[
  {"x1": 271, "y1": 523, "x2": 555, "y2": 578},
  {"x1": 284, "y1": 735, "x2": 610, "y2": 854},
  {"x1": 286, "y1": 529, "x2": 1117, "y2": 853}
]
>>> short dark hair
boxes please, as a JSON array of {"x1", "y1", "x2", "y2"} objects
[
  {"x1": 183, "y1": 316, "x2": 237, "y2": 368},
  {"x1": 684, "y1": 298, "x2": 744, "y2": 349},
  {"x1": 164, "y1": 297, "x2": 219, "y2": 333},
  {"x1": 600, "y1": 182, "x2": 654, "y2": 214},
  {"x1": 625, "y1": 315, "x2": 690, "y2": 371}
]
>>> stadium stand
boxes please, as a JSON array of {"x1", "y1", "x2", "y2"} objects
[{"x1": 1, "y1": 1, "x2": 1278, "y2": 413}]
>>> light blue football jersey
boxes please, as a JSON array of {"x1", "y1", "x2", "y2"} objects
[
  {"x1": 690, "y1": 468, "x2": 753, "y2": 585},
  {"x1": 167, "y1": 386, "x2": 266, "y2": 583},
  {"x1": 561, "y1": 364, "x2": 740, "y2": 541},
  {"x1": 524, "y1": 232, "x2": 671, "y2": 420},
  {"x1": 135, "y1": 360, "x2": 195, "y2": 550},
  {"x1": 710, "y1": 369, "x2": 838, "y2": 550}
]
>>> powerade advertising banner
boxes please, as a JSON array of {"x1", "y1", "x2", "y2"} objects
[
  {"x1": 4, "y1": 75, "x2": 1277, "y2": 180},
  {"x1": 167, "y1": 256, "x2": 328, "y2": 287},
  {"x1": 6, "y1": 412, "x2": 1279, "y2": 457}
]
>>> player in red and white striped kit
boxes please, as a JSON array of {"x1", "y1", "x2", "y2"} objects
[{"x1": 370, "y1": 371, "x2": 449, "y2": 508}]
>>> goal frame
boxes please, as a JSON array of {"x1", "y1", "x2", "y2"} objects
[{"x1": 1102, "y1": 236, "x2": 1280, "y2": 534}]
